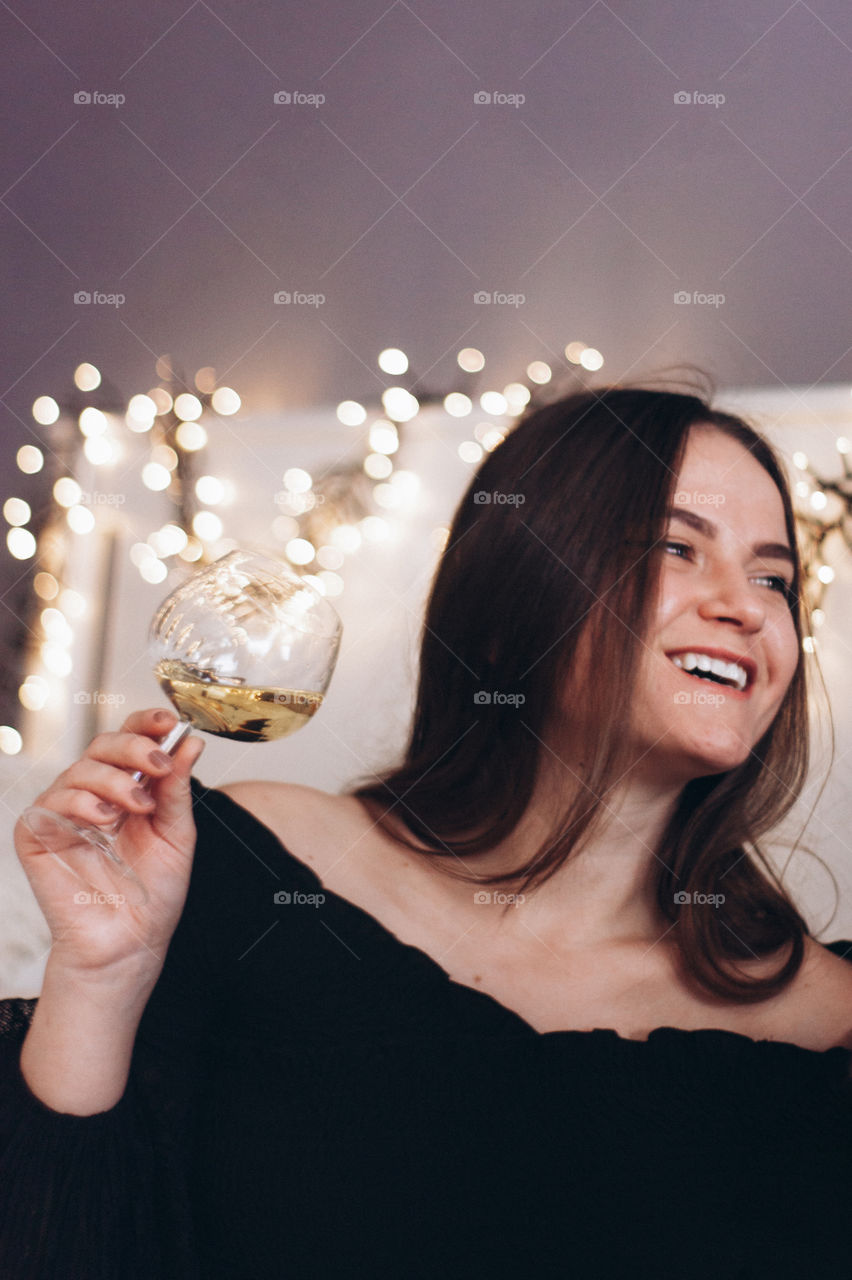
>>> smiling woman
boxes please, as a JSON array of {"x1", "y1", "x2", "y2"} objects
[
  {"x1": 348, "y1": 385, "x2": 816, "y2": 1003},
  {"x1": 2, "y1": 383, "x2": 852, "y2": 1280}
]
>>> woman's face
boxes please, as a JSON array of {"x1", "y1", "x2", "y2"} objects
[{"x1": 627, "y1": 423, "x2": 801, "y2": 785}]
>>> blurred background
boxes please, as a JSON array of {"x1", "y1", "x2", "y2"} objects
[{"x1": 3, "y1": 0, "x2": 852, "y2": 994}]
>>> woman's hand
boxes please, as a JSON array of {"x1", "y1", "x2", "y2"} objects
[{"x1": 14, "y1": 708, "x2": 205, "y2": 987}]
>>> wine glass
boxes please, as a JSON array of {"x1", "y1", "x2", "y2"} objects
[{"x1": 21, "y1": 550, "x2": 343, "y2": 907}]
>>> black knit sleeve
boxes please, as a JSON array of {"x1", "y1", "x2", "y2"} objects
[{"x1": 0, "y1": 778, "x2": 230, "y2": 1279}]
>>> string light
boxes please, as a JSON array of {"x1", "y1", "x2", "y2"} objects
[{"x1": 17, "y1": 446, "x2": 44, "y2": 474}]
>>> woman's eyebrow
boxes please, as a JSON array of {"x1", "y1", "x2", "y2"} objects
[{"x1": 667, "y1": 507, "x2": 795, "y2": 565}]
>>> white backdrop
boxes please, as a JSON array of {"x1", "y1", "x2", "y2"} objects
[{"x1": 2, "y1": 384, "x2": 852, "y2": 995}]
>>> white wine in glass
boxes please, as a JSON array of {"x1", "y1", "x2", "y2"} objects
[{"x1": 21, "y1": 550, "x2": 343, "y2": 906}]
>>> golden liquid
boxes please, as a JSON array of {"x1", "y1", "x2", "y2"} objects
[{"x1": 155, "y1": 659, "x2": 323, "y2": 742}]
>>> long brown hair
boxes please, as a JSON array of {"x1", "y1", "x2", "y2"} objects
[{"x1": 346, "y1": 385, "x2": 812, "y2": 1002}]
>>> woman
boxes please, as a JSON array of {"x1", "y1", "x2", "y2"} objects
[{"x1": 1, "y1": 385, "x2": 851, "y2": 1279}]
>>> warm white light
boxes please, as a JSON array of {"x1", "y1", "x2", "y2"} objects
[
  {"x1": 272, "y1": 515, "x2": 300, "y2": 542},
  {"x1": 283, "y1": 468, "x2": 312, "y2": 493},
  {"x1": 33, "y1": 572, "x2": 58, "y2": 599},
  {"x1": 139, "y1": 558, "x2": 168, "y2": 584},
  {"x1": 192, "y1": 511, "x2": 223, "y2": 541},
  {"x1": 148, "y1": 524, "x2": 188, "y2": 558},
  {"x1": 211, "y1": 386, "x2": 241, "y2": 416},
  {"x1": 481, "y1": 428, "x2": 505, "y2": 452},
  {"x1": 810, "y1": 491, "x2": 827, "y2": 511},
  {"x1": 175, "y1": 421, "x2": 208, "y2": 451},
  {"x1": 316, "y1": 545, "x2": 345, "y2": 570},
  {"x1": 457, "y1": 347, "x2": 485, "y2": 373},
  {"x1": 459, "y1": 440, "x2": 484, "y2": 463},
  {"x1": 285, "y1": 537, "x2": 315, "y2": 565},
  {"x1": 0, "y1": 726, "x2": 23, "y2": 755},
  {"x1": 17, "y1": 445, "x2": 44, "y2": 474},
  {"x1": 382, "y1": 387, "x2": 419, "y2": 422},
  {"x1": 812, "y1": 608, "x2": 825, "y2": 627},
  {"x1": 817, "y1": 565, "x2": 835, "y2": 584},
  {"x1": 194, "y1": 367, "x2": 217, "y2": 394},
  {"x1": 503, "y1": 382, "x2": 530, "y2": 409},
  {"x1": 430, "y1": 525, "x2": 450, "y2": 551},
  {"x1": 364, "y1": 453, "x2": 393, "y2": 479},
  {"x1": 368, "y1": 421, "x2": 399, "y2": 454},
  {"x1": 41, "y1": 608, "x2": 72, "y2": 643},
  {"x1": 359, "y1": 515, "x2": 390, "y2": 543},
  {"x1": 67, "y1": 505, "x2": 95, "y2": 534},
  {"x1": 480, "y1": 391, "x2": 507, "y2": 416},
  {"x1": 337, "y1": 400, "x2": 367, "y2": 427},
  {"x1": 579, "y1": 347, "x2": 604, "y2": 371},
  {"x1": 373, "y1": 483, "x2": 401, "y2": 509},
  {"x1": 59, "y1": 589, "x2": 86, "y2": 618},
  {"x1": 7, "y1": 527, "x2": 36, "y2": 559},
  {"x1": 74, "y1": 362, "x2": 101, "y2": 391},
  {"x1": 142, "y1": 462, "x2": 172, "y2": 492},
  {"x1": 41, "y1": 642, "x2": 73, "y2": 677},
  {"x1": 174, "y1": 393, "x2": 202, "y2": 421},
  {"x1": 390, "y1": 470, "x2": 420, "y2": 499},
  {"x1": 19, "y1": 677, "x2": 49, "y2": 711},
  {"x1": 126, "y1": 395, "x2": 157, "y2": 432},
  {"x1": 4, "y1": 498, "x2": 31, "y2": 526},
  {"x1": 444, "y1": 393, "x2": 472, "y2": 417},
  {"x1": 526, "y1": 361, "x2": 551, "y2": 384},
  {"x1": 78, "y1": 407, "x2": 107, "y2": 437},
  {"x1": 317, "y1": 570, "x2": 344, "y2": 596},
  {"x1": 195, "y1": 475, "x2": 225, "y2": 505},
  {"x1": 84, "y1": 436, "x2": 115, "y2": 466},
  {"x1": 32, "y1": 396, "x2": 59, "y2": 425},
  {"x1": 148, "y1": 388, "x2": 173, "y2": 415},
  {"x1": 130, "y1": 542, "x2": 156, "y2": 567},
  {"x1": 803, "y1": 635, "x2": 816, "y2": 653},
  {"x1": 792, "y1": 452, "x2": 808, "y2": 471},
  {"x1": 564, "y1": 342, "x2": 587, "y2": 364},
  {"x1": 53, "y1": 477, "x2": 82, "y2": 507},
  {"x1": 179, "y1": 537, "x2": 204, "y2": 562},
  {"x1": 330, "y1": 524, "x2": 361, "y2": 554},
  {"x1": 149, "y1": 445, "x2": 178, "y2": 471},
  {"x1": 837, "y1": 436, "x2": 851, "y2": 455},
  {"x1": 378, "y1": 348, "x2": 409, "y2": 375}
]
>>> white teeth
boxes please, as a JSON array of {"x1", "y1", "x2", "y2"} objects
[{"x1": 669, "y1": 652, "x2": 749, "y2": 692}]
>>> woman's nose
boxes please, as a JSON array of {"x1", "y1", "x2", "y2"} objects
[{"x1": 695, "y1": 567, "x2": 766, "y2": 630}]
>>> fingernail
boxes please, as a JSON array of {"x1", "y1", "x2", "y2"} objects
[
  {"x1": 152, "y1": 710, "x2": 171, "y2": 723},
  {"x1": 97, "y1": 801, "x2": 119, "y2": 815},
  {"x1": 148, "y1": 750, "x2": 172, "y2": 769},
  {"x1": 133, "y1": 786, "x2": 155, "y2": 805}
]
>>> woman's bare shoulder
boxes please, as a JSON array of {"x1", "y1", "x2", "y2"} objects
[{"x1": 218, "y1": 779, "x2": 351, "y2": 828}]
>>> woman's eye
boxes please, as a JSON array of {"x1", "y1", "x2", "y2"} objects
[{"x1": 663, "y1": 542, "x2": 796, "y2": 604}]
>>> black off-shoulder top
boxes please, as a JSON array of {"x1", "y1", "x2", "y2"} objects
[{"x1": 1, "y1": 778, "x2": 851, "y2": 1279}]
